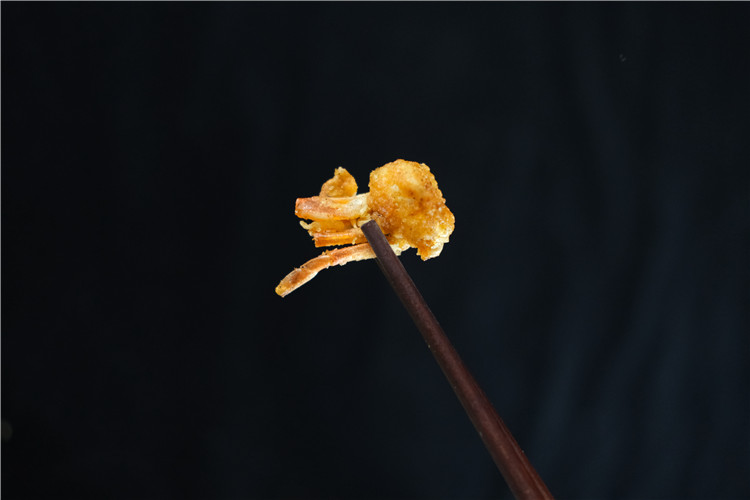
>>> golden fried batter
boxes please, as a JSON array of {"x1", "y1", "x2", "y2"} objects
[
  {"x1": 275, "y1": 159, "x2": 455, "y2": 297},
  {"x1": 369, "y1": 160, "x2": 455, "y2": 259},
  {"x1": 320, "y1": 167, "x2": 358, "y2": 197}
]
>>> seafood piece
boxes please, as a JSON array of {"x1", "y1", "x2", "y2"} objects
[{"x1": 275, "y1": 159, "x2": 455, "y2": 297}]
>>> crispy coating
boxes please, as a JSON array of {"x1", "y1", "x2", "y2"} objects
[
  {"x1": 320, "y1": 167, "x2": 358, "y2": 197},
  {"x1": 369, "y1": 160, "x2": 455, "y2": 259},
  {"x1": 276, "y1": 159, "x2": 454, "y2": 297}
]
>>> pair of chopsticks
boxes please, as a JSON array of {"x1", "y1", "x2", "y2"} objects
[{"x1": 361, "y1": 221, "x2": 553, "y2": 500}]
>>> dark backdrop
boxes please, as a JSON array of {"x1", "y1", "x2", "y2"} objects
[{"x1": 2, "y1": 3, "x2": 748, "y2": 499}]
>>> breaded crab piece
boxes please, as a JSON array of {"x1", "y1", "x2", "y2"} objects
[{"x1": 275, "y1": 159, "x2": 455, "y2": 297}]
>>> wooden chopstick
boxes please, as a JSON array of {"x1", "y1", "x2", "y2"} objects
[{"x1": 361, "y1": 220, "x2": 553, "y2": 500}]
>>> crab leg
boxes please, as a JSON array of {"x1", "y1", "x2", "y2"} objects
[
  {"x1": 275, "y1": 243, "x2": 376, "y2": 297},
  {"x1": 275, "y1": 240, "x2": 409, "y2": 297},
  {"x1": 295, "y1": 193, "x2": 369, "y2": 221},
  {"x1": 309, "y1": 227, "x2": 368, "y2": 247}
]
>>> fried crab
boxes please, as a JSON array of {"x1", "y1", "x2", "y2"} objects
[{"x1": 275, "y1": 159, "x2": 455, "y2": 297}]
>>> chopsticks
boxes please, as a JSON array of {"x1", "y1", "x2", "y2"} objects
[{"x1": 361, "y1": 220, "x2": 553, "y2": 500}]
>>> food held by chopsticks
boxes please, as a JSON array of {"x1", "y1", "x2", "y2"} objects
[{"x1": 275, "y1": 159, "x2": 455, "y2": 297}]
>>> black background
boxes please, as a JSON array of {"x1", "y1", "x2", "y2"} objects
[{"x1": 3, "y1": 3, "x2": 749, "y2": 499}]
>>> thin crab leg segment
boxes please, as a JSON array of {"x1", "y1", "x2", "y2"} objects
[
  {"x1": 295, "y1": 193, "x2": 369, "y2": 221},
  {"x1": 275, "y1": 243, "x2": 376, "y2": 297},
  {"x1": 299, "y1": 220, "x2": 367, "y2": 247},
  {"x1": 308, "y1": 227, "x2": 368, "y2": 247}
]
